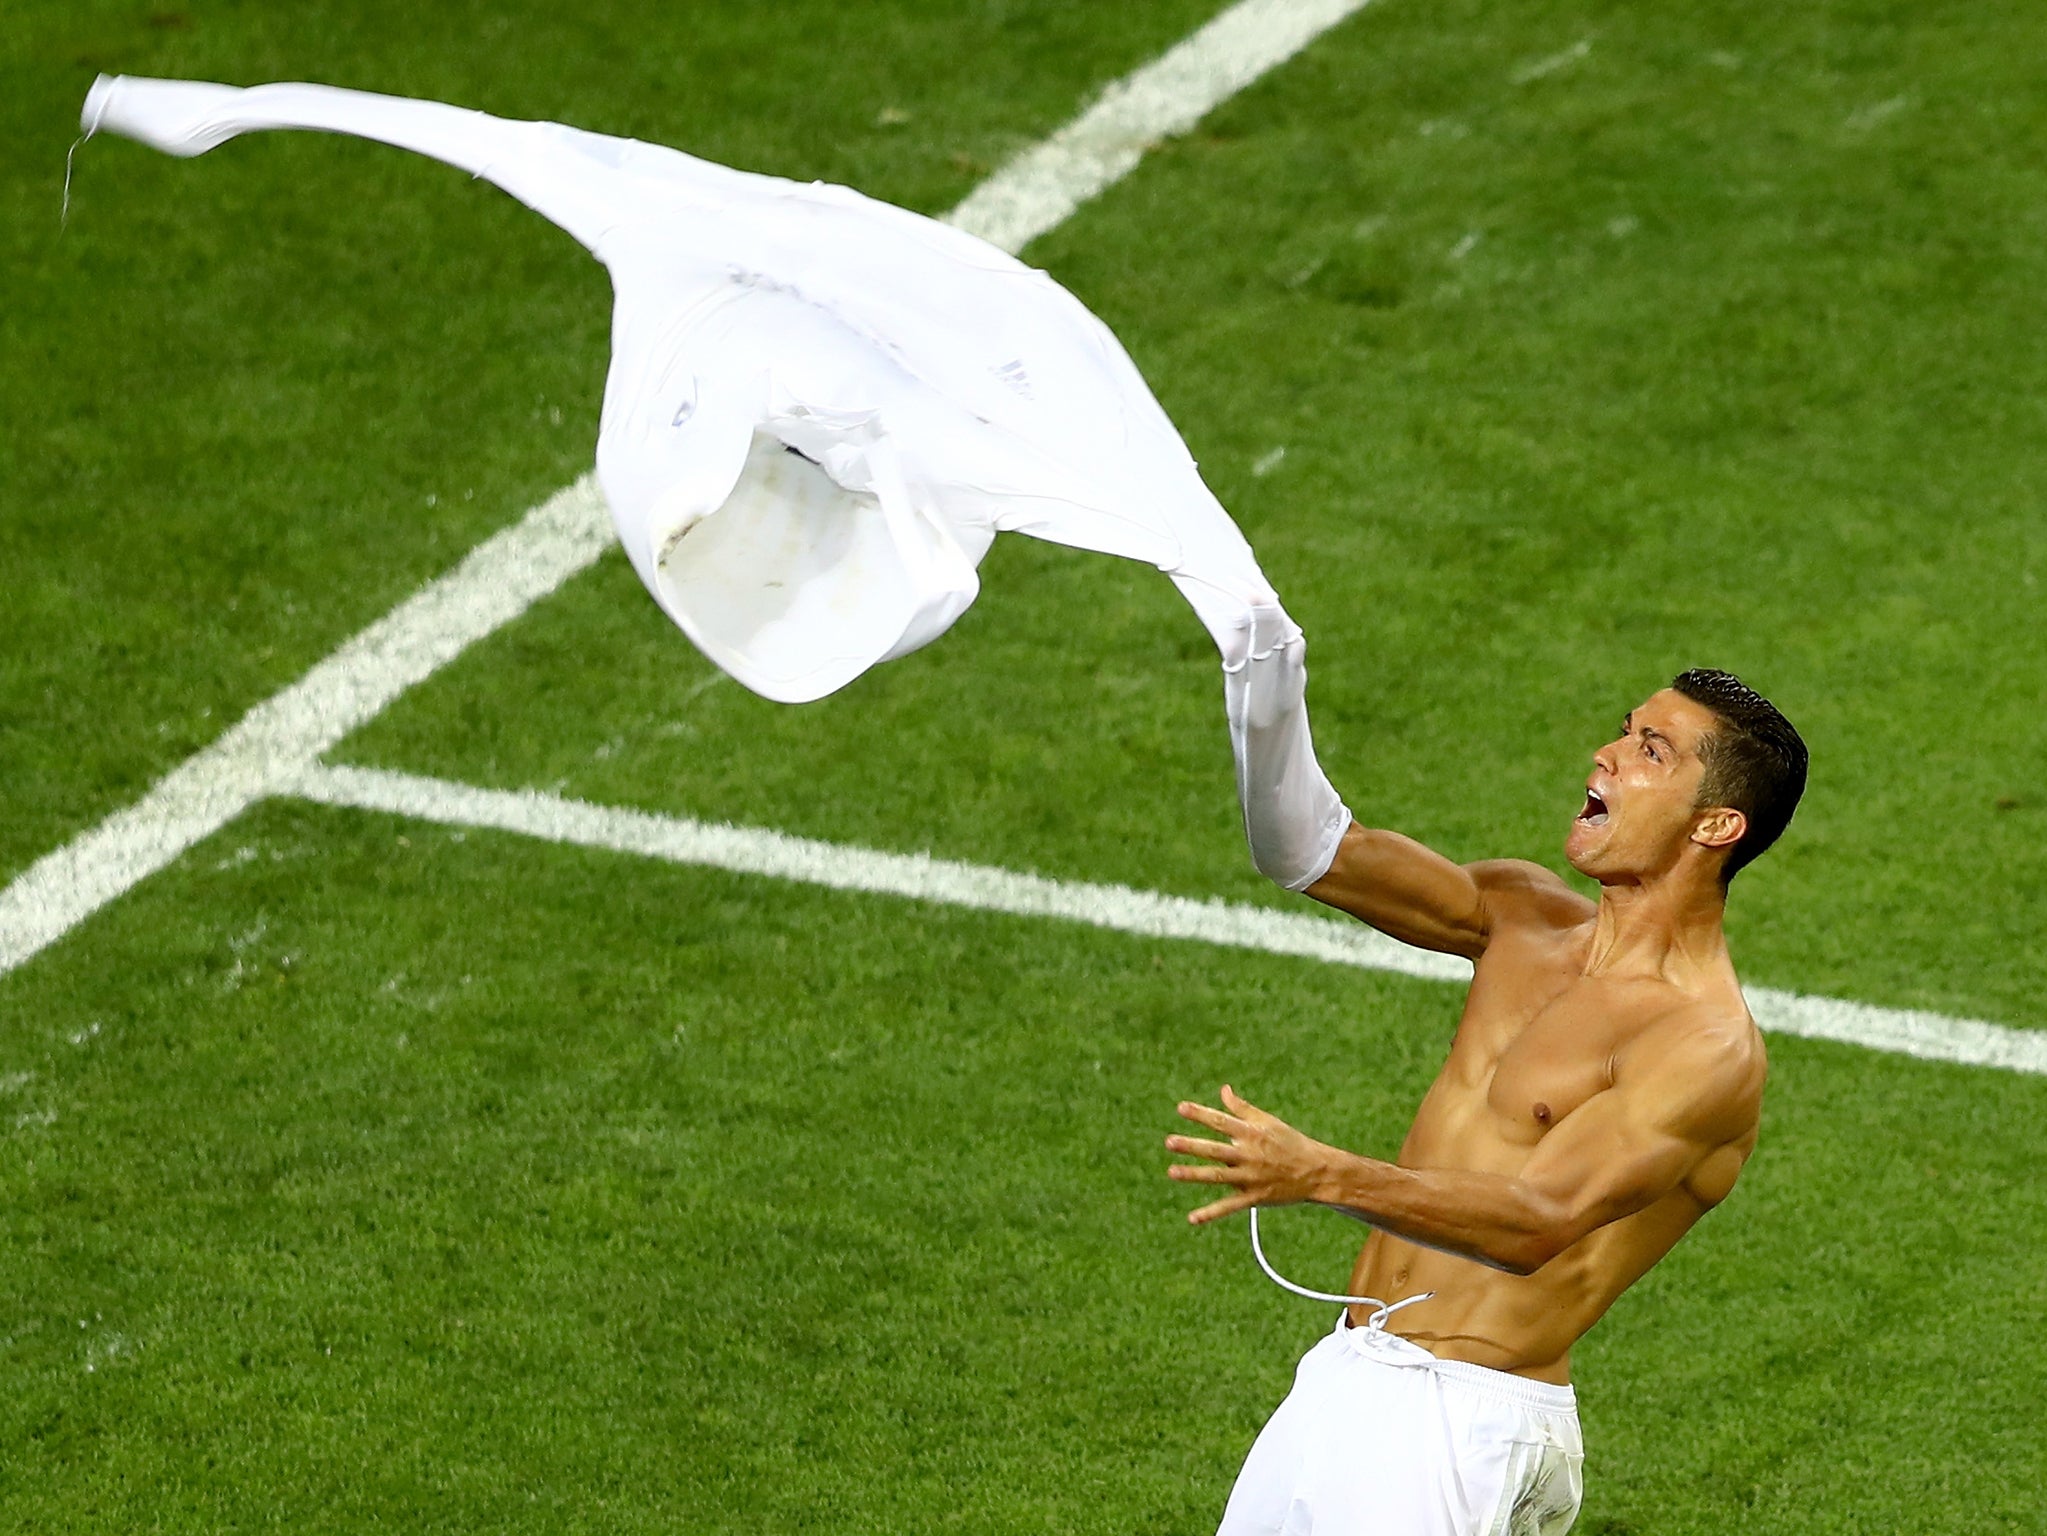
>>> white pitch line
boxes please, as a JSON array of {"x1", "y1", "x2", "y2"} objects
[
  {"x1": 1746, "y1": 991, "x2": 2047, "y2": 1076},
  {"x1": 291, "y1": 763, "x2": 2047, "y2": 1078},
  {"x1": 0, "y1": 0, "x2": 1378, "y2": 980},
  {"x1": 294, "y1": 762, "x2": 1470, "y2": 985},
  {"x1": 0, "y1": 478, "x2": 612, "y2": 975},
  {"x1": 948, "y1": 0, "x2": 1378, "y2": 253}
]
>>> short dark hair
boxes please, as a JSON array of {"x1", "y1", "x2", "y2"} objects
[{"x1": 1670, "y1": 669, "x2": 1809, "y2": 883}]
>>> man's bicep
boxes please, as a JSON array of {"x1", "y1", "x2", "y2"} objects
[
  {"x1": 1517, "y1": 1095, "x2": 1705, "y2": 1243},
  {"x1": 1302, "y1": 824, "x2": 1491, "y2": 957}
]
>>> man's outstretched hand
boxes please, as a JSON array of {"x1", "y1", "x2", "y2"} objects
[{"x1": 1166, "y1": 1085, "x2": 1337, "y2": 1226}]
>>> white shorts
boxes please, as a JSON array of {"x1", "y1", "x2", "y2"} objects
[{"x1": 1218, "y1": 1315, "x2": 1585, "y2": 1536}]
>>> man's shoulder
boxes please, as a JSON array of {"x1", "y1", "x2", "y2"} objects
[
  {"x1": 1622, "y1": 997, "x2": 1768, "y2": 1130},
  {"x1": 1643, "y1": 994, "x2": 1767, "y2": 1069},
  {"x1": 1467, "y1": 859, "x2": 1597, "y2": 934}
]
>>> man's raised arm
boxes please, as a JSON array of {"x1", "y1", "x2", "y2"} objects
[{"x1": 1224, "y1": 604, "x2": 1505, "y2": 960}]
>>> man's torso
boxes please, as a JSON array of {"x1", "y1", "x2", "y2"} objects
[{"x1": 1346, "y1": 891, "x2": 1762, "y2": 1383}]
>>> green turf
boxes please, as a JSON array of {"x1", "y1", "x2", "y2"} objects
[
  {"x1": 4, "y1": 0, "x2": 2045, "y2": 1531},
  {"x1": 6, "y1": 804, "x2": 2042, "y2": 1532}
]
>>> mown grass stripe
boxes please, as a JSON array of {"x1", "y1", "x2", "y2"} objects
[{"x1": 291, "y1": 763, "x2": 2047, "y2": 1077}]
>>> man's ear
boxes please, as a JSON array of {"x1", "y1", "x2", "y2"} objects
[{"x1": 1691, "y1": 806, "x2": 1747, "y2": 851}]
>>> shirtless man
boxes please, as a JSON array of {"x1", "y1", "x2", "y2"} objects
[{"x1": 1168, "y1": 606, "x2": 1808, "y2": 1536}]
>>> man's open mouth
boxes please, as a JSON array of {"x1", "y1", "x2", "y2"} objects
[{"x1": 1578, "y1": 790, "x2": 1610, "y2": 826}]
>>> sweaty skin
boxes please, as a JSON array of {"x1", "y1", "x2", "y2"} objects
[{"x1": 1168, "y1": 688, "x2": 1768, "y2": 1386}]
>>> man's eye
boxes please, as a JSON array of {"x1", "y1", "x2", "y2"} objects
[{"x1": 1644, "y1": 742, "x2": 1660, "y2": 762}]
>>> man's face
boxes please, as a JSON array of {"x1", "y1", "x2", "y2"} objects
[{"x1": 1565, "y1": 688, "x2": 1732, "y2": 883}]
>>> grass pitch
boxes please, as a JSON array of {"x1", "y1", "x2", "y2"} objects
[{"x1": 4, "y1": 1, "x2": 2044, "y2": 1531}]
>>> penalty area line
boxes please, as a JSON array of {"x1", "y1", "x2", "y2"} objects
[
  {"x1": 0, "y1": 477, "x2": 612, "y2": 976},
  {"x1": 290, "y1": 762, "x2": 2047, "y2": 1079},
  {"x1": 948, "y1": 0, "x2": 1382, "y2": 252},
  {"x1": 292, "y1": 762, "x2": 1471, "y2": 986},
  {"x1": 0, "y1": 0, "x2": 1382, "y2": 981}
]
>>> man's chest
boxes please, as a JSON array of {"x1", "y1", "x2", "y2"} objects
[{"x1": 1434, "y1": 957, "x2": 1648, "y2": 1146}]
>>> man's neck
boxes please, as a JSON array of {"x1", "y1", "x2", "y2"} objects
[{"x1": 1585, "y1": 870, "x2": 1730, "y2": 984}]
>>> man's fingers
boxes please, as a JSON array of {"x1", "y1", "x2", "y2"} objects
[
  {"x1": 1167, "y1": 1163, "x2": 1246, "y2": 1186},
  {"x1": 1169, "y1": 1088, "x2": 1283, "y2": 1226},
  {"x1": 1176, "y1": 1100, "x2": 1251, "y2": 1137},
  {"x1": 1187, "y1": 1191, "x2": 1258, "y2": 1225},
  {"x1": 1220, "y1": 1083, "x2": 1268, "y2": 1122},
  {"x1": 1164, "y1": 1133, "x2": 1244, "y2": 1164}
]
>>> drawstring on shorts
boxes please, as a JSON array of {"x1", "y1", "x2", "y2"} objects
[{"x1": 1247, "y1": 1207, "x2": 1433, "y2": 1329}]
